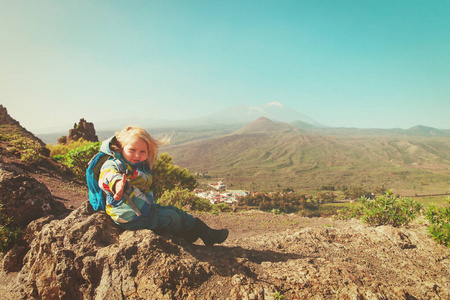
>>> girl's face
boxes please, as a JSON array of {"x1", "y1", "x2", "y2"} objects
[{"x1": 122, "y1": 138, "x2": 149, "y2": 164}]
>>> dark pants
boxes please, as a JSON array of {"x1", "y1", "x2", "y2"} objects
[{"x1": 118, "y1": 204, "x2": 196, "y2": 234}]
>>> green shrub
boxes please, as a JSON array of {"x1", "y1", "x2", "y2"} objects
[
  {"x1": 151, "y1": 153, "x2": 197, "y2": 199},
  {"x1": 271, "y1": 208, "x2": 283, "y2": 215},
  {"x1": 239, "y1": 192, "x2": 317, "y2": 214},
  {"x1": 47, "y1": 138, "x2": 92, "y2": 157},
  {"x1": 54, "y1": 142, "x2": 100, "y2": 180},
  {"x1": 1, "y1": 134, "x2": 43, "y2": 164},
  {"x1": 20, "y1": 148, "x2": 42, "y2": 164},
  {"x1": 0, "y1": 205, "x2": 23, "y2": 253},
  {"x1": 335, "y1": 194, "x2": 422, "y2": 227},
  {"x1": 52, "y1": 154, "x2": 65, "y2": 163},
  {"x1": 157, "y1": 187, "x2": 211, "y2": 212},
  {"x1": 315, "y1": 192, "x2": 337, "y2": 203},
  {"x1": 213, "y1": 203, "x2": 231, "y2": 213},
  {"x1": 360, "y1": 195, "x2": 422, "y2": 227},
  {"x1": 343, "y1": 186, "x2": 372, "y2": 199},
  {"x1": 57, "y1": 135, "x2": 67, "y2": 144},
  {"x1": 335, "y1": 203, "x2": 364, "y2": 220},
  {"x1": 272, "y1": 291, "x2": 285, "y2": 300},
  {"x1": 0, "y1": 134, "x2": 11, "y2": 141},
  {"x1": 425, "y1": 199, "x2": 450, "y2": 247},
  {"x1": 47, "y1": 143, "x2": 71, "y2": 157}
]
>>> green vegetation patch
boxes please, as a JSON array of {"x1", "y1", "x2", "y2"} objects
[
  {"x1": 157, "y1": 187, "x2": 211, "y2": 212},
  {"x1": 49, "y1": 141, "x2": 100, "y2": 180},
  {"x1": 0, "y1": 133, "x2": 44, "y2": 164},
  {"x1": 425, "y1": 199, "x2": 450, "y2": 247},
  {"x1": 47, "y1": 138, "x2": 96, "y2": 157},
  {"x1": 335, "y1": 193, "x2": 423, "y2": 227},
  {"x1": 0, "y1": 204, "x2": 23, "y2": 253}
]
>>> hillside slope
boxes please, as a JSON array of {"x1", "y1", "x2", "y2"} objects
[
  {"x1": 165, "y1": 118, "x2": 450, "y2": 194},
  {"x1": 0, "y1": 105, "x2": 49, "y2": 155}
]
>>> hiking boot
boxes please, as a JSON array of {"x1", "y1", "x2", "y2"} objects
[
  {"x1": 182, "y1": 229, "x2": 199, "y2": 244},
  {"x1": 192, "y1": 218, "x2": 229, "y2": 246}
]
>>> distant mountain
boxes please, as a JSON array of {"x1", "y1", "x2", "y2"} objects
[
  {"x1": 202, "y1": 101, "x2": 322, "y2": 126},
  {"x1": 306, "y1": 125, "x2": 450, "y2": 137},
  {"x1": 235, "y1": 117, "x2": 297, "y2": 134},
  {"x1": 405, "y1": 125, "x2": 450, "y2": 137},
  {"x1": 290, "y1": 120, "x2": 320, "y2": 131}
]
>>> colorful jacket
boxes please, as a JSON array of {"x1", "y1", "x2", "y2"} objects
[{"x1": 98, "y1": 136, "x2": 155, "y2": 224}]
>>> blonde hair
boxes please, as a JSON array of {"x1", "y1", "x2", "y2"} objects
[{"x1": 113, "y1": 125, "x2": 168, "y2": 167}]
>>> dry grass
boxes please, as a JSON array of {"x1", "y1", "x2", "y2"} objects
[{"x1": 165, "y1": 130, "x2": 450, "y2": 197}]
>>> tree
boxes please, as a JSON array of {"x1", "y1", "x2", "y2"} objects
[
  {"x1": 57, "y1": 136, "x2": 67, "y2": 145},
  {"x1": 151, "y1": 153, "x2": 197, "y2": 199}
]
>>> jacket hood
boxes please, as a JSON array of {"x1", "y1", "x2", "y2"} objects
[{"x1": 99, "y1": 136, "x2": 116, "y2": 156}]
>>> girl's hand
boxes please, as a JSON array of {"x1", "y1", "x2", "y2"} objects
[{"x1": 113, "y1": 174, "x2": 127, "y2": 200}]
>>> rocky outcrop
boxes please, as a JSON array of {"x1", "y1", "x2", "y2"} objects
[
  {"x1": 1, "y1": 203, "x2": 448, "y2": 299},
  {"x1": 0, "y1": 105, "x2": 49, "y2": 156},
  {"x1": 15, "y1": 202, "x2": 215, "y2": 299},
  {"x1": 0, "y1": 163, "x2": 66, "y2": 228},
  {"x1": 66, "y1": 119, "x2": 98, "y2": 144},
  {"x1": 0, "y1": 105, "x2": 21, "y2": 127}
]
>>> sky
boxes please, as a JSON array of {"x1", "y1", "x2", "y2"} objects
[{"x1": 1, "y1": 0, "x2": 449, "y2": 133}]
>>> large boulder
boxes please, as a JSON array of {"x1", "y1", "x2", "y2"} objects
[
  {"x1": 0, "y1": 163, "x2": 66, "y2": 227},
  {"x1": 16, "y1": 202, "x2": 215, "y2": 299}
]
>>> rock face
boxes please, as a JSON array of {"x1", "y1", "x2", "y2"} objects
[
  {"x1": 0, "y1": 105, "x2": 49, "y2": 156},
  {"x1": 2, "y1": 204, "x2": 449, "y2": 299},
  {"x1": 16, "y1": 202, "x2": 213, "y2": 299},
  {"x1": 0, "y1": 105, "x2": 21, "y2": 127},
  {"x1": 0, "y1": 163, "x2": 66, "y2": 227},
  {"x1": 66, "y1": 118, "x2": 98, "y2": 144}
]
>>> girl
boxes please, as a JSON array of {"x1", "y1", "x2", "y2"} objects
[{"x1": 98, "y1": 125, "x2": 228, "y2": 246}]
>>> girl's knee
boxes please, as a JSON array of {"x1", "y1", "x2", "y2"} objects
[{"x1": 159, "y1": 209, "x2": 181, "y2": 233}]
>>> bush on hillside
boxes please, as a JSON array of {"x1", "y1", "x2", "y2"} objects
[
  {"x1": 426, "y1": 199, "x2": 450, "y2": 247},
  {"x1": 151, "y1": 153, "x2": 197, "y2": 199},
  {"x1": 47, "y1": 138, "x2": 92, "y2": 157},
  {"x1": 315, "y1": 192, "x2": 337, "y2": 203},
  {"x1": 1, "y1": 134, "x2": 43, "y2": 164},
  {"x1": 57, "y1": 135, "x2": 67, "y2": 144},
  {"x1": 211, "y1": 202, "x2": 232, "y2": 213},
  {"x1": 343, "y1": 186, "x2": 372, "y2": 199},
  {"x1": 335, "y1": 204, "x2": 364, "y2": 220},
  {"x1": 52, "y1": 142, "x2": 100, "y2": 180},
  {"x1": 157, "y1": 187, "x2": 211, "y2": 212},
  {"x1": 335, "y1": 194, "x2": 422, "y2": 227},
  {"x1": 0, "y1": 204, "x2": 23, "y2": 253},
  {"x1": 239, "y1": 192, "x2": 317, "y2": 214},
  {"x1": 361, "y1": 196, "x2": 422, "y2": 227}
]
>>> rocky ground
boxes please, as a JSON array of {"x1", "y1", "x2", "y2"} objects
[{"x1": 1, "y1": 140, "x2": 450, "y2": 299}]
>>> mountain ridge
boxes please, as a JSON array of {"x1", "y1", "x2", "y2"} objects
[
  {"x1": 37, "y1": 120, "x2": 450, "y2": 145},
  {"x1": 28, "y1": 101, "x2": 449, "y2": 143},
  {"x1": 165, "y1": 118, "x2": 450, "y2": 194},
  {"x1": 201, "y1": 101, "x2": 323, "y2": 127},
  {"x1": 234, "y1": 117, "x2": 298, "y2": 134}
]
